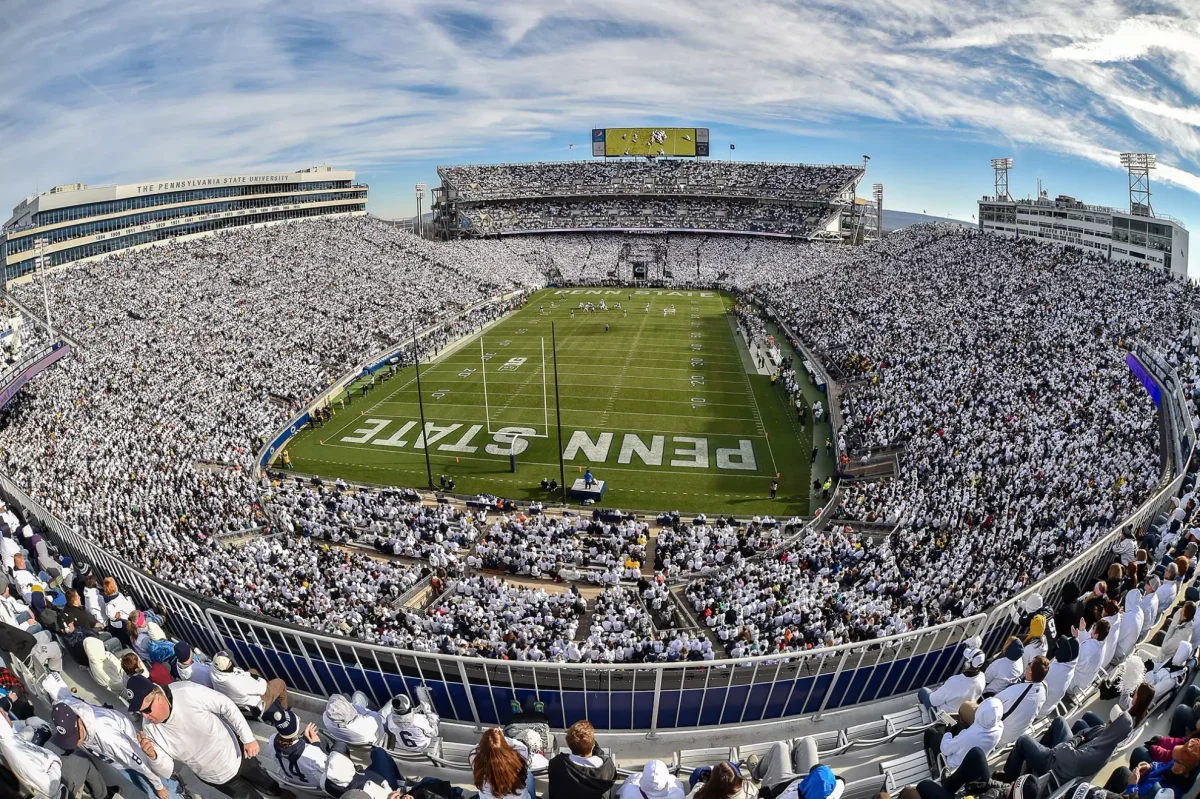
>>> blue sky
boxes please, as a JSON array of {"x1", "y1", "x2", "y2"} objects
[{"x1": 1, "y1": 0, "x2": 1198, "y2": 268}]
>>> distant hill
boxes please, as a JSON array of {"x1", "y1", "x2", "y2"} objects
[{"x1": 883, "y1": 209, "x2": 973, "y2": 232}]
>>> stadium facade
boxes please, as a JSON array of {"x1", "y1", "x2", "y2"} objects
[
  {"x1": 1, "y1": 166, "x2": 367, "y2": 278},
  {"x1": 977, "y1": 193, "x2": 1189, "y2": 279}
]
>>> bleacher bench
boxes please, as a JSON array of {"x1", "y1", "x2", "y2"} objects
[
  {"x1": 884, "y1": 706, "x2": 931, "y2": 735},
  {"x1": 736, "y1": 739, "x2": 790, "y2": 763},
  {"x1": 813, "y1": 729, "x2": 847, "y2": 755},
  {"x1": 677, "y1": 746, "x2": 735, "y2": 775},
  {"x1": 843, "y1": 719, "x2": 890, "y2": 746},
  {"x1": 843, "y1": 775, "x2": 887, "y2": 799},
  {"x1": 428, "y1": 740, "x2": 475, "y2": 769},
  {"x1": 881, "y1": 751, "x2": 932, "y2": 793}
]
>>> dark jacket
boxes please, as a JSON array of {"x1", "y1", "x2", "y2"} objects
[
  {"x1": 547, "y1": 745, "x2": 617, "y2": 799},
  {"x1": 61, "y1": 604, "x2": 100, "y2": 633},
  {"x1": 1048, "y1": 712, "x2": 1133, "y2": 780}
]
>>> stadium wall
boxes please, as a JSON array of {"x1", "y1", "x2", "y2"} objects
[
  {"x1": 0, "y1": 356, "x2": 1190, "y2": 734},
  {"x1": 0, "y1": 340, "x2": 72, "y2": 410}
]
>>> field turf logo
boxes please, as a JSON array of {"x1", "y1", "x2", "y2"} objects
[{"x1": 339, "y1": 422, "x2": 758, "y2": 472}]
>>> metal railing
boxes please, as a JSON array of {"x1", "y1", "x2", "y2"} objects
[{"x1": 0, "y1": 342, "x2": 1191, "y2": 734}]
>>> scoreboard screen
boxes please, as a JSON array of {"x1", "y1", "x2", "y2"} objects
[{"x1": 592, "y1": 128, "x2": 709, "y2": 157}]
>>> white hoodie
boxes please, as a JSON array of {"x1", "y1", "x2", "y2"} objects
[
  {"x1": 1114, "y1": 591, "x2": 1145, "y2": 663},
  {"x1": 1039, "y1": 656, "x2": 1077, "y2": 718},
  {"x1": 0, "y1": 716, "x2": 62, "y2": 798},
  {"x1": 1070, "y1": 636, "x2": 1105, "y2": 694},
  {"x1": 209, "y1": 665, "x2": 269, "y2": 711},
  {"x1": 995, "y1": 680, "x2": 1045, "y2": 748},
  {"x1": 925, "y1": 671, "x2": 985, "y2": 715},
  {"x1": 940, "y1": 697, "x2": 1003, "y2": 770},
  {"x1": 322, "y1": 695, "x2": 384, "y2": 746}
]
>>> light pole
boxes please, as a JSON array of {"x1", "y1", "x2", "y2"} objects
[
  {"x1": 415, "y1": 183, "x2": 427, "y2": 237},
  {"x1": 34, "y1": 237, "x2": 53, "y2": 337}
]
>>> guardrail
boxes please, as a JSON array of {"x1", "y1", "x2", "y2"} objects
[
  {"x1": 0, "y1": 338, "x2": 1191, "y2": 734},
  {"x1": 0, "y1": 340, "x2": 73, "y2": 409}
]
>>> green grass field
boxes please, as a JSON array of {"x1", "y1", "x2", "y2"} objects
[{"x1": 284, "y1": 288, "x2": 816, "y2": 515}]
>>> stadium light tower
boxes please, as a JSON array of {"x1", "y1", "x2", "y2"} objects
[
  {"x1": 34, "y1": 237, "x2": 53, "y2": 338},
  {"x1": 990, "y1": 158, "x2": 1013, "y2": 201},
  {"x1": 872, "y1": 183, "x2": 884, "y2": 238},
  {"x1": 1119, "y1": 153, "x2": 1156, "y2": 217},
  {"x1": 414, "y1": 183, "x2": 427, "y2": 236}
]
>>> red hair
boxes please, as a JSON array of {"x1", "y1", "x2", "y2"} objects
[{"x1": 472, "y1": 728, "x2": 527, "y2": 797}]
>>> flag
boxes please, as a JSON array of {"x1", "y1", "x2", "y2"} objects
[
  {"x1": 568, "y1": 143, "x2": 574, "y2": 149},
  {"x1": 730, "y1": 143, "x2": 736, "y2": 150}
]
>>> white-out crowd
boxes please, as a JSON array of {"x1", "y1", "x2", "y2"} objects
[{"x1": 0, "y1": 213, "x2": 1197, "y2": 664}]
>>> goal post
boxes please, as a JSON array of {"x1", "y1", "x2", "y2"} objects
[{"x1": 479, "y1": 334, "x2": 551, "y2": 439}]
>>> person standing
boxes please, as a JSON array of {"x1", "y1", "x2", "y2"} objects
[
  {"x1": 126, "y1": 675, "x2": 288, "y2": 799},
  {"x1": 769, "y1": 479, "x2": 778, "y2": 500}
]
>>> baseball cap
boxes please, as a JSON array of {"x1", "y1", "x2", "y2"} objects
[
  {"x1": 51, "y1": 703, "x2": 81, "y2": 750},
  {"x1": 174, "y1": 641, "x2": 192, "y2": 662},
  {"x1": 212, "y1": 652, "x2": 234, "y2": 672},
  {"x1": 124, "y1": 675, "x2": 156, "y2": 711}
]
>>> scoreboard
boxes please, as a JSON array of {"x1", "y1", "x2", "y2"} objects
[{"x1": 592, "y1": 128, "x2": 709, "y2": 158}]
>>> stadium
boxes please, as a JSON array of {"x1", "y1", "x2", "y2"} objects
[{"x1": 0, "y1": 136, "x2": 1196, "y2": 799}]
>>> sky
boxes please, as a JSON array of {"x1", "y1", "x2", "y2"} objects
[{"x1": 1, "y1": 0, "x2": 1199, "y2": 270}]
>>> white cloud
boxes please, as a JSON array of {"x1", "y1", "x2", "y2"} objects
[{"x1": 0, "y1": 0, "x2": 1198, "y2": 217}]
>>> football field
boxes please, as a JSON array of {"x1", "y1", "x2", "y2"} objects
[{"x1": 284, "y1": 288, "x2": 814, "y2": 515}]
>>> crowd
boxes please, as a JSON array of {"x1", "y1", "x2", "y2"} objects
[
  {"x1": 441, "y1": 160, "x2": 864, "y2": 203},
  {"x1": 0, "y1": 212, "x2": 1193, "y2": 666},
  {"x1": 460, "y1": 198, "x2": 831, "y2": 237}
]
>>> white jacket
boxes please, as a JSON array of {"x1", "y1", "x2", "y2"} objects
[
  {"x1": 940, "y1": 697, "x2": 1003, "y2": 770},
  {"x1": 209, "y1": 666, "x2": 269, "y2": 711},
  {"x1": 983, "y1": 656, "x2": 1023, "y2": 694},
  {"x1": 1114, "y1": 595, "x2": 1145, "y2": 663},
  {"x1": 0, "y1": 593, "x2": 31, "y2": 630},
  {"x1": 177, "y1": 660, "x2": 214, "y2": 688},
  {"x1": 45, "y1": 674, "x2": 165, "y2": 791},
  {"x1": 0, "y1": 537, "x2": 19, "y2": 570},
  {"x1": 267, "y1": 733, "x2": 328, "y2": 787},
  {"x1": 83, "y1": 587, "x2": 106, "y2": 626},
  {"x1": 0, "y1": 716, "x2": 62, "y2": 798},
  {"x1": 1069, "y1": 637, "x2": 1105, "y2": 694},
  {"x1": 382, "y1": 703, "x2": 439, "y2": 752},
  {"x1": 142, "y1": 682, "x2": 255, "y2": 784},
  {"x1": 1039, "y1": 659, "x2": 1076, "y2": 718},
  {"x1": 1141, "y1": 592, "x2": 1160, "y2": 637},
  {"x1": 103, "y1": 592, "x2": 138, "y2": 623},
  {"x1": 322, "y1": 700, "x2": 384, "y2": 746},
  {"x1": 1100, "y1": 614, "x2": 1121, "y2": 668},
  {"x1": 995, "y1": 681, "x2": 1045, "y2": 748},
  {"x1": 925, "y1": 672, "x2": 984, "y2": 715}
]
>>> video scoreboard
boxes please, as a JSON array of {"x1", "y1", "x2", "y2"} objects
[{"x1": 591, "y1": 128, "x2": 710, "y2": 158}]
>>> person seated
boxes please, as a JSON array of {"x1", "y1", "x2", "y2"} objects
[
  {"x1": 918, "y1": 642, "x2": 986, "y2": 715},
  {"x1": 83, "y1": 636, "x2": 125, "y2": 693},
  {"x1": 324, "y1": 748, "x2": 407, "y2": 799},
  {"x1": 746, "y1": 736, "x2": 840, "y2": 799},
  {"x1": 983, "y1": 638, "x2": 1025, "y2": 695},
  {"x1": 172, "y1": 641, "x2": 213, "y2": 687},
  {"x1": 1147, "y1": 641, "x2": 1193, "y2": 699},
  {"x1": 382, "y1": 694, "x2": 439, "y2": 754},
  {"x1": 471, "y1": 727, "x2": 537, "y2": 799},
  {"x1": 0, "y1": 711, "x2": 65, "y2": 799},
  {"x1": 1039, "y1": 637, "x2": 1078, "y2": 717},
  {"x1": 547, "y1": 720, "x2": 615, "y2": 799},
  {"x1": 1002, "y1": 704, "x2": 1133, "y2": 782},
  {"x1": 618, "y1": 760, "x2": 686, "y2": 799},
  {"x1": 209, "y1": 650, "x2": 289, "y2": 716},
  {"x1": 905, "y1": 756, "x2": 1036, "y2": 799},
  {"x1": 264, "y1": 703, "x2": 330, "y2": 791},
  {"x1": 1068, "y1": 619, "x2": 1110, "y2": 696},
  {"x1": 995, "y1": 656, "x2": 1050, "y2": 748},
  {"x1": 923, "y1": 698, "x2": 1003, "y2": 773},
  {"x1": 323, "y1": 693, "x2": 385, "y2": 746},
  {"x1": 1110, "y1": 740, "x2": 1200, "y2": 798},
  {"x1": 687, "y1": 761, "x2": 757, "y2": 798}
]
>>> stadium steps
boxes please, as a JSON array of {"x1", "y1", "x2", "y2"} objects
[{"x1": 642, "y1": 528, "x2": 659, "y2": 578}]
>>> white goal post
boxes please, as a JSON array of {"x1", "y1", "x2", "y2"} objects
[{"x1": 480, "y1": 335, "x2": 551, "y2": 438}]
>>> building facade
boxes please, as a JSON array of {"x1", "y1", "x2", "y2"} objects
[
  {"x1": 2, "y1": 166, "x2": 367, "y2": 278},
  {"x1": 977, "y1": 194, "x2": 1189, "y2": 280}
]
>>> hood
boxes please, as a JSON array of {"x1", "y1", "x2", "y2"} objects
[
  {"x1": 1172, "y1": 641, "x2": 1193, "y2": 667},
  {"x1": 798, "y1": 765, "x2": 838, "y2": 799},
  {"x1": 1054, "y1": 637, "x2": 1077, "y2": 664},
  {"x1": 974, "y1": 697, "x2": 1003, "y2": 731},
  {"x1": 1061, "y1": 581, "x2": 1082, "y2": 604},
  {"x1": 326, "y1": 694, "x2": 359, "y2": 725},
  {"x1": 1005, "y1": 638, "x2": 1025, "y2": 661},
  {"x1": 637, "y1": 760, "x2": 675, "y2": 798},
  {"x1": 1125, "y1": 590, "x2": 1143, "y2": 612}
]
